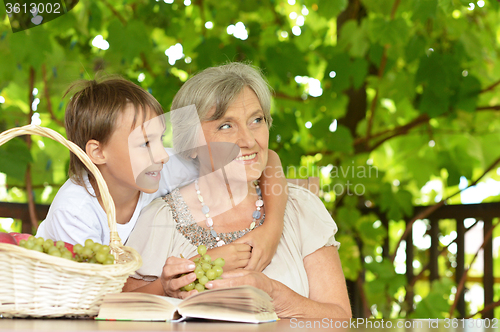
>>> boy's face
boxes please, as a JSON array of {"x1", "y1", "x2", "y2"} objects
[{"x1": 102, "y1": 104, "x2": 168, "y2": 194}]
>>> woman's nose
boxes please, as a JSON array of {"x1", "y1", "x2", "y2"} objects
[{"x1": 236, "y1": 126, "x2": 256, "y2": 148}]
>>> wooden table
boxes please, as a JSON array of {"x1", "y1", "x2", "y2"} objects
[{"x1": 1, "y1": 318, "x2": 498, "y2": 331}]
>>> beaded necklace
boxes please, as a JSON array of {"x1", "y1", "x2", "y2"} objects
[{"x1": 194, "y1": 179, "x2": 264, "y2": 247}]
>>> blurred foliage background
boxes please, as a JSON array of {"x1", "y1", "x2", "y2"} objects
[{"x1": 2, "y1": 0, "x2": 500, "y2": 319}]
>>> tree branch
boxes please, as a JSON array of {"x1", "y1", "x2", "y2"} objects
[
  {"x1": 140, "y1": 52, "x2": 156, "y2": 78},
  {"x1": 42, "y1": 64, "x2": 64, "y2": 127},
  {"x1": 26, "y1": 67, "x2": 39, "y2": 231},
  {"x1": 467, "y1": 299, "x2": 500, "y2": 319},
  {"x1": 476, "y1": 105, "x2": 500, "y2": 111},
  {"x1": 390, "y1": 154, "x2": 500, "y2": 264},
  {"x1": 365, "y1": 0, "x2": 401, "y2": 149},
  {"x1": 480, "y1": 78, "x2": 500, "y2": 94},
  {"x1": 274, "y1": 92, "x2": 303, "y2": 102},
  {"x1": 102, "y1": 0, "x2": 127, "y2": 26}
]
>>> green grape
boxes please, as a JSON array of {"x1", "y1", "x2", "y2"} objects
[
  {"x1": 55, "y1": 240, "x2": 65, "y2": 249},
  {"x1": 180, "y1": 286, "x2": 186, "y2": 291},
  {"x1": 197, "y1": 245, "x2": 207, "y2": 256},
  {"x1": 89, "y1": 257, "x2": 97, "y2": 264},
  {"x1": 95, "y1": 252, "x2": 107, "y2": 263},
  {"x1": 42, "y1": 239, "x2": 54, "y2": 251},
  {"x1": 106, "y1": 253, "x2": 115, "y2": 263},
  {"x1": 82, "y1": 247, "x2": 93, "y2": 258},
  {"x1": 201, "y1": 262, "x2": 211, "y2": 272},
  {"x1": 92, "y1": 243, "x2": 102, "y2": 253},
  {"x1": 28, "y1": 235, "x2": 35, "y2": 241},
  {"x1": 98, "y1": 245, "x2": 110, "y2": 254},
  {"x1": 25, "y1": 240, "x2": 35, "y2": 250},
  {"x1": 19, "y1": 239, "x2": 27, "y2": 247},
  {"x1": 193, "y1": 257, "x2": 200, "y2": 264},
  {"x1": 195, "y1": 283, "x2": 205, "y2": 292},
  {"x1": 103, "y1": 258, "x2": 114, "y2": 265},
  {"x1": 198, "y1": 276, "x2": 209, "y2": 285},
  {"x1": 214, "y1": 257, "x2": 225, "y2": 267},
  {"x1": 73, "y1": 244, "x2": 83, "y2": 255},
  {"x1": 33, "y1": 244, "x2": 43, "y2": 252},
  {"x1": 195, "y1": 269, "x2": 205, "y2": 279},
  {"x1": 206, "y1": 269, "x2": 217, "y2": 280},
  {"x1": 202, "y1": 254, "x2": 211, "y2": 263},
  {"x1": 35, "y1": 237, "x2": 44, "y2": 246},
  {"x1": 184, "y1": 282, "x2": 196, "y2": 291},
  {"x1": 213, "y1": 265, "x2": 223, "y2": 277},
  {"x1": 84, "y1": 239, "x2": 94, "y2": 247},
  {"x1": 62, "y1": 251, "x2": 73, "y2": 260},
  {"x1": 47, "y1": 246, "x2": 59, "y2": 255}
]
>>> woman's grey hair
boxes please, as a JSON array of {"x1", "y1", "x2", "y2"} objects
[{"x1": 170, "y1": 62, "x2": 273, "y2": 158}]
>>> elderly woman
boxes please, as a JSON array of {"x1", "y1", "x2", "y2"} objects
[{"x1": 124, "y1": 63, "x2": 351, "y2": 318}]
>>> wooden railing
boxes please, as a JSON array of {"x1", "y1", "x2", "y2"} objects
[{"x1": 355, "y1": 202, "x2": 500, "y2": 319}]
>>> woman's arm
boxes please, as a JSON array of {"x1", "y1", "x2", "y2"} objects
[
  {"x1": 233, "y1": 150, "x2": 288, "y2": 271},
  {"x1": 274, "y1": 245, "x2": 352, "y2": 318},
  {"x1": 122, "y1": 277, "x2": 163, "y2": 295},
  {"x1": 205, "y1": 245, "x2": 351, "y2": 319},
  {"x1": 122, "y1": 256, "x2": 198, "y2": 299}
]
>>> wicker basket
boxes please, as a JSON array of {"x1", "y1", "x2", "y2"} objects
[{"x1": 0, "y1": 125, "x2": 142, "y2": 318}]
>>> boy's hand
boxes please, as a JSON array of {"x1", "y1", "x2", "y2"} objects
[
  {"x1": 189, "y1": 243, "x2": 251, "y2": 272},
  {"x1": 233, "y1": 224, "x2": 279, "y2": 272}
]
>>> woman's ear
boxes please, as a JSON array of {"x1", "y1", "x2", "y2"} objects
[{"x1": 86, "y1": 140, "x2": 106, "y2": 165}]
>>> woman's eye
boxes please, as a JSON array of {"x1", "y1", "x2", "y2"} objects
[
  {"x1": 218, "y1": 123, "x2": 231, "y2": 130},
  {"x1": 254, "y1": 117, "x2": 264, "y2": 123},
  {"x1": 140, "y1": 141, "x2": 150, "y2": 148}
]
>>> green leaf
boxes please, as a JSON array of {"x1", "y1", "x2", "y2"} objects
[
  {"x1": 336, "y1": 234, "x2": 361, "y2": 280},
  {"x1": 413, "y1": 0, "x2": 438, "y2": 22},
  {"x1": 310, "y1": 0, "x2": 348, "y2": 19},
  {"x1": 265, "y1": 43, "x2": 308, "y2": 82},
  {"x1": 453, "y1": 75, "x2": 481, "y2": 113},
  {"x1": 409, "y1": 278, "x2": 454, "y2": 318},
  {"x1": 107, "y1": 20, "x2": 151, "y2": 62},
  {"x1": 0, "y1": 138, "x2": 32, "y2": 181},
  {"x1": 326, "y1": 125, "x2": 354, "y2": 153}
]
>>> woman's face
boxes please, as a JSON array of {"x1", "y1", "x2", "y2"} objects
[{"x1": 200, "y1": 87, "x2": 269, "y2": 183}]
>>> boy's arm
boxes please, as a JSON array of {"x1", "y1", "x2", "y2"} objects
[{"x1": 233, "y1": 149, "x2": 287, "y2": 271}]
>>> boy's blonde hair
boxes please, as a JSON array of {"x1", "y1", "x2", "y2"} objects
[{"x1": 63, "y1": 76, "x2": 164, "y2": 188}]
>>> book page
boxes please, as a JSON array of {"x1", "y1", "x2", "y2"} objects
[
  {"x1": 97, "y1": 292, "x2": 180, "y2": 321},
  {"x1": 177, "y1": 304, "x2": 278, "y2": 324}
]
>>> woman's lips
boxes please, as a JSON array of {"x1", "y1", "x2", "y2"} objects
[{"x1": 234, "y1": 153, "x2": 257, "y2": 163}]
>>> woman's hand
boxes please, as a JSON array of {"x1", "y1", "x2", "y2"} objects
[
  {"x1": 233, "y1": 224, "x2": 279, "y2": 272},
  {"x1": 190, "y1": 243, "x2": 252, "y2": 272},
  {"x1": 160, "y1": 256, "x2": 198, "y2": 299},
  {"x1": 204, "y1": 269, "x2": 294, "y2": 316},
  {"x1": 204, "y1": 269, "x2": 275, "y2": 296}
]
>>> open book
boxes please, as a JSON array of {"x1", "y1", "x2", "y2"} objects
[{"x1": 96, "y1": 286, "x2": 278, "y2": 323}]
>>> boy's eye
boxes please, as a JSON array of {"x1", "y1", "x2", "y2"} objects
[{"x1": 140, "y1": 141, "x2": 150, "y2": 148}]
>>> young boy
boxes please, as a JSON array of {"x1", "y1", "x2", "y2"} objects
[{"x1": 36, "y1": 76, "x2": 287, "y2": 272}]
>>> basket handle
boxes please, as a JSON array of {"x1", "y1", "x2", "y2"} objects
[{"x1": 0, "y1": 124, "x2": 122, "y2": 249}]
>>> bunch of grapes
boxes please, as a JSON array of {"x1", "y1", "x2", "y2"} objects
[
  {"x1": 181, "y1": 245, "x2": 225, "y2": 293},
  {"x1": 73, "y1": 239, "x2": 115, "y2": 265},
  {"x1": 19, "y1": 236, "x2": 73, "y2": 260},
  {"x1": 19, "y1": 236, "x2": 114, "y2": 265}
]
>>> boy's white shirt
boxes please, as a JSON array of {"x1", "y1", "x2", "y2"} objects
[{"x1": 36, "y1": 149, "x2": 198, "y2": 245}]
